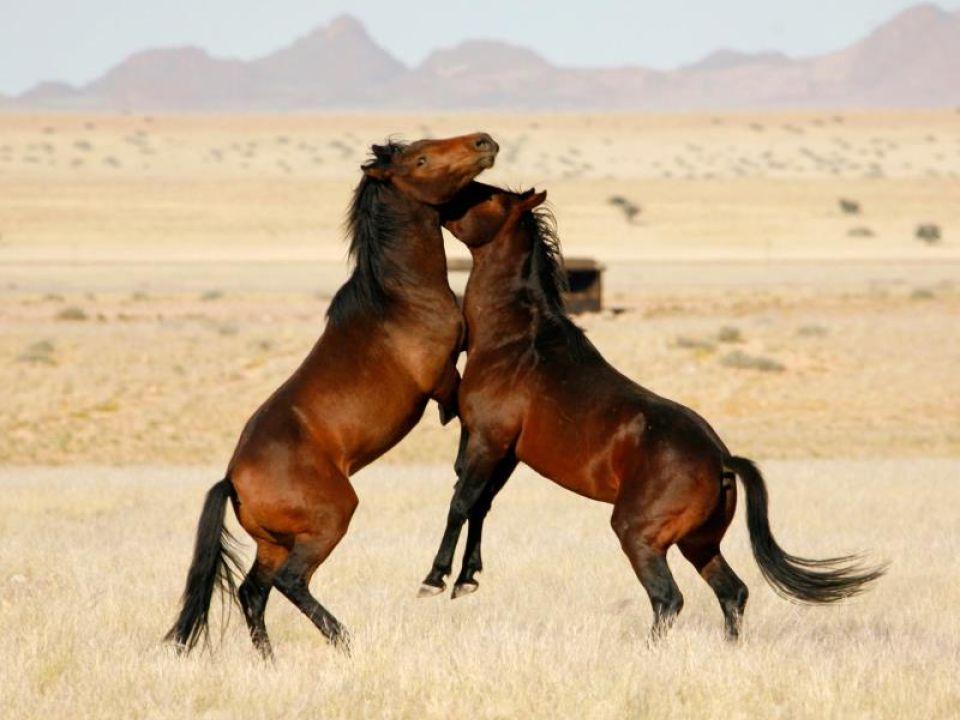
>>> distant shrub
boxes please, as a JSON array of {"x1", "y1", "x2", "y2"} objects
[
  {"x1": 838, "y1": 198, "x2": 861, "y2": 214},
  {"x1": 716, "y1": 326, "x2": 743, "y2": 343},
  {"x1": 56, "y1": 306, "x2": 88, "y2": 321},
  {"x1": 797, "y1": 324, "x2": 828, "y2": 337},
  {"x1": 915, "y1": 224, "x2": 941, "y2": 244},
  {"x1": 674, "y1": 336, "x2": 716, "y2": 352},
  {"x1": 16, "y1": 340, "x2": 56, "y2": 365},
  {"x1": 607, "y1": 195, "x2": 641, "y2": 223},
  {"x1": 720, "y1": 350, "x2": 785, "y2": 372}
]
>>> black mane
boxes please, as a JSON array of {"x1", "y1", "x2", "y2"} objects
[
  {"x1": 520, "y1": 207, "x2": 596, "y2": 361},
  {"x1": 326, "y1": 142, "x2": 408, "y2": 328}
]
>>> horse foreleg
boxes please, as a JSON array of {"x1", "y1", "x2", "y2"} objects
[{"x1": 419, "y1": 443, "x2": 509, "y2": 597}]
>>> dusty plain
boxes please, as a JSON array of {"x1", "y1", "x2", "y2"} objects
[{"x1": 1, "y1": 111, "x2": 959, "y2": 718}]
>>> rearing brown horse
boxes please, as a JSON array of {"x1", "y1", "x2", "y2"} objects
[
  {"x1": 420, "y1": 182, "x2": 884, "y2": 640},
  {"x1": 165, "y1": 133, "x2": 498, "y2": 657}
]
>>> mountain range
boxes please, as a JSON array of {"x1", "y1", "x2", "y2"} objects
[{"x1": 4, "y1": 3, "x2": 960, "y2": 111}]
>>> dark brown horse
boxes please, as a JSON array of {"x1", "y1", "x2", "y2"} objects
[
  {"x1": 420, "y1": 182, "x2": 884, "y2": 640},
  {"x1": 165, "y1": 133, "x2": 499, "y2": 657}
]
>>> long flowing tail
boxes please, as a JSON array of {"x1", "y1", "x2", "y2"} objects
[
  {"x1": 727, "y1": 456, "x2": 885, "y2": 603},
  {"x1": 164, "y1": 478, "x2": 243, "y2": 652}
]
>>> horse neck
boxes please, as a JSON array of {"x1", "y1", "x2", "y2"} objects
[
  {"x1": 381, "y1": 188, "x2": 452, "y2": 308},
  {"x1": 463, "y1": 225, "x2": 541, "y2": 349}
]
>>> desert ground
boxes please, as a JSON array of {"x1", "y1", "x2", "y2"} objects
[{"x1": 1, "y1": 111, "x2": 959, "y2": 718}]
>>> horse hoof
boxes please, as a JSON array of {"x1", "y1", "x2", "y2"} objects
[
  {"x1": 451, "y1": 581, "x2": 479, "y2": 599},
  {"x1": 417, "y1": 582, "x2": 446, "y2": 598}
]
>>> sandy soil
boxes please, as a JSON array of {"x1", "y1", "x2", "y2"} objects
[
  {"x1": 1, "y1": 271, "x2": 958, "y2": 465},
  {"x1": 1, "y1": 461, "x2": 958, "y2": 719},
  {"x1": 1, "y1": 111, "x2": 958, "y2": 465},
  {"x1": 1, "y1": 111, "x2": 958, "y2": 262}
]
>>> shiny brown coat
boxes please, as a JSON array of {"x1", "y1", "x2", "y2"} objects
[{"x1": 166, "y1": 134, "x2": 499, "y2": 657}]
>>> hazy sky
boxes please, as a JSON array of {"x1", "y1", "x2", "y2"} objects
[{"x1": 0, "y1": 0, "x2": 953, "y2": 95}]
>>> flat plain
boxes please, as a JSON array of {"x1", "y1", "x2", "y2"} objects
[{"x1": 0, "y1": 111, "x2": 958, "y2": 718}]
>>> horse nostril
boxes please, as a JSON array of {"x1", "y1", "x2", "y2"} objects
[{"x1": 474, "y1": 134, "x2": 497, "y2": 153}]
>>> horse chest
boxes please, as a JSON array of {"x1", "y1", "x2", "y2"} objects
[{"x1": 392, "y1": 315, "x2": 462, "y2": 388}]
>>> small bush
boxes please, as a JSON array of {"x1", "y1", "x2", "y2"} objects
[
  {"x1": 16, "y1": 340, "x2": 56, "y2": 365},
  {"x1": 916, "y1": 224, "x2": 941, "y2": 244},
  {"x1": 720, "y1": 350, "x2": 785, "y2": 372},
  {"x1": 838, "y1": 198, "x2": 861, "y2": 214},
  {"x1": 674, "y1": 336, "x2": 716, "y2": 352},
  {"x1": 56, "y1": 306, "x2": 88, "y2": 321},
  {"x1": 716, "y1": 326, "x2": 743, "y2": 343},
  {"x1": 607, "y1": 195, "x2": 641, "y2": 223}
]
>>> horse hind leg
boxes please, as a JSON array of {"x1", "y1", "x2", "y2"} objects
[
  {"x1": 611, "y1": 513, "x2": 684, "y2": 641},
  {"x1": 273, "y1": 540, "x2": 351, "y2": 651},
  {"x1": 678, "y1": 469, "x2": 748, "y2": 640},
  {"x1": 419, "y1": 441, "x2": 511, "y2": 597},
  {"x1": 452, "y1": 453, "x2": 517, "y2": 598},
  {"x1": 238, "y1": 540, "x2": 287, "y2": 660},
  {"x1": 679, "y1": 540, "x2": 748, "y2": 641},
  {"x1": 272, "y1": 485, "x2": 358, "y2": 652}
]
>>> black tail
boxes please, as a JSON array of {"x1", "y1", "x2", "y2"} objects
[
  {"x1": 164, "y1": 478, "x2": 244, "y2": 652},
  {"x1": 727, "y1": 456, "x2": 885, "y2": 603}
]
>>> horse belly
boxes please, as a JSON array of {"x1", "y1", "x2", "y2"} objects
[{"x1": 517, "y1": 404, "x2": 621, "y2": 503}]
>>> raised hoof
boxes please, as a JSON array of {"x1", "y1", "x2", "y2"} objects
[
  {"x1": 417, "y1": 582, "x2": 446, "y2": 598},
  {"x1": 451, "y1": 581, "x2": 479, "y2": 599}
]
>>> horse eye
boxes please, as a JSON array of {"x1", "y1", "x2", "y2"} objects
[{"x1": 416, "y1": 156, "x2": 427, "y2": 167}]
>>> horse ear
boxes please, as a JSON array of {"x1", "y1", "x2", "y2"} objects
[
  {"x1": 517, "y1": 189, "x2": 547, "y2": 212},
  {"x1": 362, "y1": 163, "x2": 391, "y2": 180}
]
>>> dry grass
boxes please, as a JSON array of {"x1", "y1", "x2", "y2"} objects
[
  {"x1": 1, "y1": 110, "x2": 958, "y2": 718},
  {"x1": 1, "y1": 461, "x2": 958, "y2": 719}
]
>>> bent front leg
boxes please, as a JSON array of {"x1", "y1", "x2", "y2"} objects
[{"x1": 419, "y1": 442, "x2": 511, "y2": 597}]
